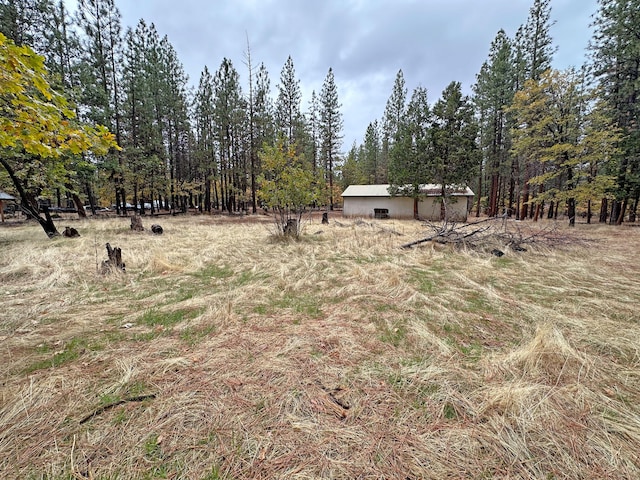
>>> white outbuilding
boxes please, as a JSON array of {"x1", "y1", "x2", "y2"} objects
[{"x1": 341, "y1": 184, "x2": 475, "y2": 221}]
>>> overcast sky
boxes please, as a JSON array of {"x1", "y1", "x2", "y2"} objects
[{"x1": 70, "y1": 0, "x2": 599, "y2": 151}]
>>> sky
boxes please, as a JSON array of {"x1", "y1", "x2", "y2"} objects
[{"x1": 68, "y1": 0, "x2": 599, "y2": 151}]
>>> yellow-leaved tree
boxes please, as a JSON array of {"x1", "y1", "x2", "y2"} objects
[
  {"x1": 258, "y1": 138, "x2": 322, "y2": 237},
  {"x1": 0, "y1": 33, "x2": 118, "y2": 237}
]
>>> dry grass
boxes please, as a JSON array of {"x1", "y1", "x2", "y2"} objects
[{"x1": 1, "y1": 214, "x2": 640, "y2": 479}]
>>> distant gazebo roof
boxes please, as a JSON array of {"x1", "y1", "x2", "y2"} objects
[{"x1": 0, "y1": 191, "x2": 16, "y2": 201}]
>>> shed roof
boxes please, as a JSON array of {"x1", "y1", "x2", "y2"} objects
[
  {"x1": 342, "y1": 184, "x2": 474, "y2": 198},
  {"x1": 0, "y1": 191, "x2": 16, "y2": 201}
]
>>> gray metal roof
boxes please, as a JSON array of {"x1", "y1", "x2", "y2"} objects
[
  {"x1": 341, "y1": 184, "x2": 474, "y2": 197},
  {"x1": 0, "y1": 191, "x2": 16, "y2": 201}
]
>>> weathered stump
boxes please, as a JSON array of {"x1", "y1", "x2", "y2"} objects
[
  {"x1": 284, "y1": 218, "x2": 298, "y2": 236},
  {"x1": 130, "y1": 215, "x2": 144, "y2": 231},
  {"x1": 101, "y1": 243, "x2": 125, "y2": 274},
  {"x1": 63, "y1": 226, "x2": 80, "y2": 237},
  {"x1": 151, "y1": 224, "x2": 163, "y2": 235},
  {"x1": 321, "y1": 212, "x2": 329, "y2": 225}
]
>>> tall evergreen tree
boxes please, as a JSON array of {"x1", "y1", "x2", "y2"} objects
[
  {"x1": 363, "y1": 120, "x2": 381, "y2": 184},
  {"x1": 473, "y1": 29, "x2": 516, "y2": 217},
  {"x1": 380, "y1": 69, "x2": 407, "y2": 183},
  {"x1": 429, "y1": 81, "x2": 479, "y2": 220},
  {"x1": 388, "y1": 86, "x2": 430, "y2": 218},
  {"x1": 0, "y1": 0, "x2": 52, "y2": 50},
  {"x1": 307, "y1": 90, "x2": 320, "y2": 173},
  {"x1": 77, "y1": 0, "x2": 125, "y2": 212},
  {"x1": 194, "y1": 65, "x2": 217, "y2": 211},
  {"x1": 515, "y1": 0, "x2": 557, "y2": 219},
  {"x1": 318, "y1": 67, "x2": 343, "y2": 210},
  {"x1": 522, "y1": 0, "x2": 555, "y2": 81},
  {"x1": 591, "y1": 0, "x2": 640, "y2": 223},
  {"x1": 121, "y1": 20, "x2": 165, "y2": 212},
  {"x1": 275, "y1": 55, "x2": 302, "y2": 147},
  {"x1": 213, "y1": 57, "x2": 243, "y2": 212},
  {"x1": 510, "y1": 69, "x2": 620, "y2": 226}
]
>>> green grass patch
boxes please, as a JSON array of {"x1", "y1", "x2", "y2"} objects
[
  {"x1": 139, "y1": 307, "x2": 203, "y2": 328},
  {"x1": 408, "y1": 267, "x2": 447, "y2": 294},
  {"x1": 378, "y1": 320, "x2": 407, "y2": 347},
  {"x1": 271, "y1": 293, "x2": 323, "y2": 319},
  {"x1": 179, "y1": 324, "x2": 216, "y2": 346},
  {"x1": 25, "y1": 337, "x2": 88, "y2": 373},
  {"x1": 192, "y1": 264, "x2": 234, "y2": 280}
]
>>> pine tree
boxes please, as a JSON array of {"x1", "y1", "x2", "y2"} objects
[
  {"x1": 510, "y1": 69, "x2": 620, "y2": 226},
  {"x1": 276, "y1": 55, "x2": 302, "y2": 147},
  {"x1": 363, "y1": 120, "x2": 381, "y2": 184},
  {"x1": 388, "y1": 86, "x2": 430, "y2": 218},
  {"x1": 473, "y1": 29, "x2": 516, "y2": 217},
  {"x1": 121, "y1": 20, "x2": 165, "y2": 213},
  {"x1": 591, "y1": 0, "x2": 640, "y2": 223},
  {"x1": 77, "y1": 0, "x2": 125, "y2": 212},
  {"x1": 194, "y1": 66, "x2": 217, "y2": 211},
  {"x1": 0, "y1": 0, "x2": 52, "y2": 51},
  {"x1": 307, "y1": 90, "x2": 320, "y2": 173},
  {"x1": 213, "y1": 58, "x2": 243, "y2": 212},
  {"x1": 522, "y1": 0, "x2": 555, "y2": 81},
  {"x1": 318, "y1": 67, "x2": 343, "y2": 210},
  {"x1": 515, "y1": 0, "x2": 557, "y2": 219},
  {"x1": 380, "y1": 70, "x2": 407, "y2": 182},
  {"x1": 429, "y1": 82, "x2": 479, "y2": 220}
]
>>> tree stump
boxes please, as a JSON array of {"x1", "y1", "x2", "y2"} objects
[
  {"x1": 63, "y1": 226, "x2": 80, "y2": 237},
  {"x1": 101, "y1": 243, "x2": 125, "y2": 274},
  {"x1": 322, "y1": 212, "x2": 329, "y2": 225},
  {"x1": 130, "y1": 215, "x2": 144, "y2": 231},
  {"x1": 284, "y1": 218, "x2": 298, "y2": 236},
  {"x1": 151, "y1": 224, "x2": 163, "y2": 235}
]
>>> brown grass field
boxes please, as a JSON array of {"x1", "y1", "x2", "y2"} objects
[{"x1": 1, "y1": 214, "x2": 639, "y2": 479}]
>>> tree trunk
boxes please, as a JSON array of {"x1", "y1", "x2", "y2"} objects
[
  {"x1": 475, "y1": 171, "x2": 482, "y2": 217},
  {"x1": 520, "y1": 186, "x2": 529, "y2": 221},
  {"x1": 85, "y1": 182, "x2": 97, "y2": 215},
  {"x1": 568, "y1": 197, "x2": 576, "y2": 227},
  {"x1": 71, "y1": 192, "x2": 86, "y2": 218},
  {"x1": 616, "y1": 198, "x2": 628, "y2": 225},
  {"x1": 0, "y1": 157, "x2": 59, "y2": 237},
  {"x1": 610, "y1": 200, "x2": 620, "y2": 224},
  {"x1": 599, "y1": 198, "x2": 608, "y2": 223}
]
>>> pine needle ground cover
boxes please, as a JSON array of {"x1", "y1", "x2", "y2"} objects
[{"x1": 1, "y1": 216, "x2": 639, "y2": 479}]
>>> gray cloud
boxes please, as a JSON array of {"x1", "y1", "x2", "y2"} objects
[{"x1": 86, "y1": 0, "x2": 599, "y2": 149}]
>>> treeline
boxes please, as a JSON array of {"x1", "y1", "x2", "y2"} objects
[
  {"x1": 342, "y1": 0, "x2": 639, "y2": 225},
  {"x1": 1, "y1": 0, "x2": 639, "y2": 225},
  {"x1": 0, "y1": 0, "x2": 342, "y2": 215}
]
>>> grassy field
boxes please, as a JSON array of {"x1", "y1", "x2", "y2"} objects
[{"x1": 1, "y1": 214, "x2": 639, "y2": 479}]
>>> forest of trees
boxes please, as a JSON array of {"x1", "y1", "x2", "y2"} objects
[
  {"x1": 1, "y1": 0, "x2": 639, "y2": 229},
  {"x1": 343, "y1": 0, "x2": 639, "y2": 225}
]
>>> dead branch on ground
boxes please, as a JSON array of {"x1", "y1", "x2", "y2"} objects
[{"x1": 401, "y1": 217, "x2": 578, "y2": 252}]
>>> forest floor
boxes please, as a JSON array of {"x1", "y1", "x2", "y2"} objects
[{"x1": 1, "y1": 213, "x2": 639, "y2": 479}]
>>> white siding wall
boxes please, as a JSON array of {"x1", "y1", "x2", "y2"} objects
[
  {"x1": 343, "y1": 197, "x2": 414, "y2": 218},
  {"x1": 417, "y1": 196, "x2": 469, "y2": 222},
  {"x1": 344, "y1": 196, "x2": 470, "y2": 221}
]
